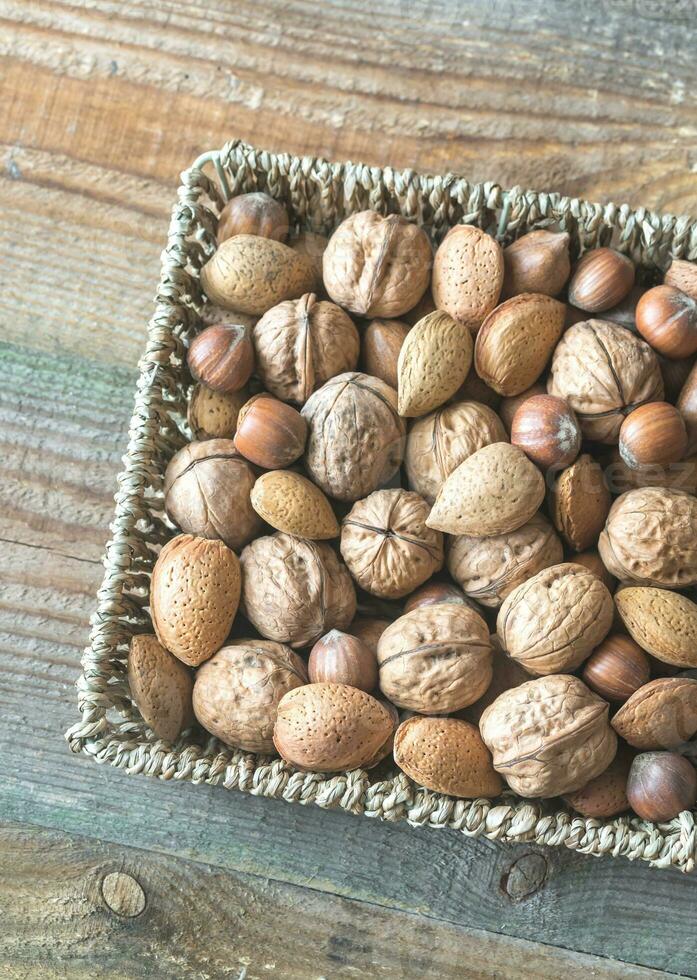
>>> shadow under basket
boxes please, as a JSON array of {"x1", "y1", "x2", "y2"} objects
[{"x1": 65, "y1": 140, "x2": 697, "y2": 873}]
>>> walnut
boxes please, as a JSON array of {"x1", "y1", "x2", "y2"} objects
[
  {"x1": 598, "y1": 487, "x2": 697, "y2": 588},
  {"x1": 164, "y1": 439, "x2": 263, "y2": 551},
  {"x1": 497, "y1": 563, "x2": 614, "y2": 675},
  {"x1": 377, "y1": 604, "x2": 492, "y2": 713},
  {"x1": 192, "y1": 640, "x2": 308, "y2": 752},
  {"x1": 302, "y1": 372, "x2": 406, "y2": 502},
  {"x1": 323, "y1": 211, "x2": 432, "y2": 318},
  {"x1": 405, "y1": 400, "x2": 508, "y2": 504},
  {"x1": 547, "y1": 320, "x2": 664, "y2": 442},
  {"x1": 447, "y1": 513, "x2": 563, "y2": 608},
  {"x1": 479, "y1": 674, "x2": 617, "y2": 797},
  {"x1": 340, "y1": 489, "x2": 444, "y2": 599},
  {"x1": 253, "y1": 293, "x2": 360, "y2": 404},
  {"x1": 240, "y1": 533, "x2": 356, "y2": 648}
]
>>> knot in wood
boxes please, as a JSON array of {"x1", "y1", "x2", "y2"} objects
[
  {"x1": 501, "y1": 852, "x2": 548, "y2": 901},
  {"x1": 101, "y1": 871, "x2": 146, "y2": 918}
]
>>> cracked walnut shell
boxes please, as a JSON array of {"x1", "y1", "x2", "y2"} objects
[
  {"x1": 479, "y1": 674, "x2": 617, "y2": 798},
  {"x1": 598, "y1": 487, "x2": 697, "y2": 588},
  {"x1": 240, "y1": 533, "x2": 356, "y2": 648},
  {"x1": 193, "y1": 640, "x2": 308, "y2": 753},
  {"x1": 340, "y1": 489, "x2": 444, "y2": 599},
  {"x1": 547, "y1": 320, "x2": 664, "y2": 443},
  {"x1": 405, "y1": 400, "x2": 507, "y2": 505},
  {"x1": 253, "y1": 293, "x2": 360, "y2": 404},
  {"x1": 497, "y1": 563, "x2": 614, "y2": 675},
  {"x1": 302, "y1": 372, "x2": 406, "y2": 502},
  {"x1": 377, "y1": 604, "x2": 492, "y2": 713},
  {"x1": 323, "y1": 211, "x2": 432, "y2": 318}
]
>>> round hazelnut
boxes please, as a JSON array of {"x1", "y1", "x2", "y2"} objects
[
  {"x1": 498, "y1": 381, "x2": 546, "y2": 434},
  {"x1": 164, "y1": 439, "x2": 263, "y2": 551},
  {"x1": 302, "y1": 373, "x2": 406, "y2": 503},
  {"x1": 403, "y1": 581, "x2": 471, "y2": 613},
  {"x1": 635, "y1": 285, "x2": 697, "y2": 359},
  {"x1": 582, "y1": 634, "x2": 650, "y2": 702},
  {"x1": 618, "y1": 401, "x2": 687, "y2": 470},
  {"x1": 234, "y1": 393, "x2": 307, "y2": 469},
  {"x1": 627, "y1": 752, "x2": 697, "y2": 822},
  {"x1": 405, "y1": 400, "x2": 507, "y2": 505},
  {"x1": 253, "y1": 293, "x2": 360, "y2": 405},
  {"x1": 340, "y1": 489, "x2": 444, "y2": 599},
  {"x1": 187, "y1": 323, "x2": 254, "y2": 393},
  {"x1": 665, "y1": 258, "x2": 697, "y2": 302},
  {"x1": 510, "y1": 394, "x2": 581, "y2": 471},
  {"x1": 240, "y1": 533, "x2": 356, "y2": 648},
  {"x1": 217, "y1": 192, "x2": 289, "y2": 244},
  {"x1": 308, "y1": 630, "x2": 378, "y2": 692},
  {"x1": 188, "y1": 383, "x2": 248, "y2": 440},
  {"x1": 548, "y1": 320, "x2": 664, "y2": 443},
  {"x1": 362, "y1": 319, "x2": 411, "y2": 389},
  {"x1": 567, "y1": 248, "x2": 635, "y2": 313},
  {"x1": 503, "y1": 230, "x2": 571, "y2": 298}
]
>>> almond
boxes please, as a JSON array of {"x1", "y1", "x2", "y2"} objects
[
  {"x1": 563, "y1": 748, "x2": 632, "y2": 818},
  {"x1": 427, "y1": 442, "x2": 545, "y2": 536},
  {"x1": 128, "y1": 634, "x2": 194, "y2": 742},
  {"x1": 150, "y1": 534, "x2": 241, "y2": 666},
  {"x1": 474, "y1": 293, "x2": 566, "y2": 396},
  {"x1": 397, "y1": 310, "x2": 473, "y2": 417},
  {"x1": 394, "y1": 715, "x2": 502, "y2": 798},
  {"x1": 549, "y1": 454, "x2": 612, "y2": 552},
  {"x1": 665, "y1": 258, "x2": 697, "y2": 302},
  {"x1": 432, "y1": 225, "x2": 504, "y2": 332},
  {"x1": 273, "y1": 683, "x2": 395, "y2": 772},
  {"x1": 611, "y1": 677, "x2": 697, "y2": 749},
  {"x1": 614, "y1": 586, "x2": 697, "y2": 668},
  {"x1": 201, "y1": 235, "x2": 318, "y2": 315},
  {"x1": 250, "y1": 470, "x2": 339, "y2": 539}
]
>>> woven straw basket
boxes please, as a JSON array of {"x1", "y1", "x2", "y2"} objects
[{"x1": 65, "y1": 139, "x2": 697, "y2": 873}]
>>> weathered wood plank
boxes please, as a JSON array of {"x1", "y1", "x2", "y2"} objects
[
  {"x1": 2, "y1": 341, "x2": 697, "y2": 976},
  {"x1": 0, "y1": 822, "x2": 672, "y2": 980}
]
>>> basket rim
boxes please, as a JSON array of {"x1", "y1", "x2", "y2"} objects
[{"x1": 65, "y1": 138, "x2": 697, "y2": 874}]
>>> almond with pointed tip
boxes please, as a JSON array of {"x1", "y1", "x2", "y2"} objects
[
  {"x1": 665, "y1": 258, "x2": 697, "y2": 302},
  {"x1": 394, "y1": 715, "x2": 502, "y2": 798},
  {"x1": 432, "y1": 224, "x2": 504, "y2": 332},
  {"x1": 150, "y1": 534, "x2": 241, "y2": 667},
  {"x1": 427, "y1": 442, "x2": 545, "y2": 537},
  {"x1": 503, "y1": 230, "x2": 571, "y2": 298},
  {"x1": 250, "y1": 470, "x2": 339, "y2": 539},
  {"x1": 614, "y1": 587, "x2": 697, "y2": 668},
  {"x1": 397, "y1": 310, "x2": 473, "y2": 417},
  {"x1": 362, "y1": 319, "x2": 411, "y2": 389},
  {"x1": 128, "y1": 634, "x2": 194, "y2": 742},
  {"x1": 474, "y1": 293, "x2": 566, "y2": 397},
  {"x1": 549, "y1": 454, "x2": 611, "y2": 552}
]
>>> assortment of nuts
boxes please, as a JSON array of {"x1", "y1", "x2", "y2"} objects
[{"x1": 127, "y1": 189, "x2": 697, "y2": 825}]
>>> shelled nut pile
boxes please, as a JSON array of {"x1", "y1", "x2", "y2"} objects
[{"x1": 129, "y1": 189, "x2": 697, "y2": 823}]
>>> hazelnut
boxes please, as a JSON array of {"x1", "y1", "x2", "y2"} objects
[
  {"x1": 567, "y1": 248, "x2": 635, "y2": 313},
  {"x1": 604, "y1": 447, "x2": 697, "y2": 495},
  {"x1": 618, "y1": 401, "x2": 687, "y2": 470},
  {"x1": 234, "y1": 393, "x2": 307, "y2": 469},
  {"x1": 503, "y1": 230, "x2": 571, "y2": 298},
  {"x1": 403, "y1": 581, "x2": 471, "y2": 613},
  {"x1": 308, "y1": 629, "x2": 378, "y2": 692},
  {"x1": 658, "y1": 353, "x2": 695, "y2": 403},
  {"x1": 164, "y1": 439, "x2": 262, "y2": 551},
  {"x1": 362, "y1": 319, "x2": 411, "y2": 389},
  {"x1": 350, "y1": 617, "x2": 391, "y2": 655},
  {"x1": 217, "y1": 192, "x2": 289, "y2": 245},
  {"x1": 665, "y1": 258, "x2": 697, "y2": 302},
  {"x1": 636, "y1": 285, "x2": 697, "y2": 359},
  {"x1": 601, "y1": 283, "x2": 647, "y2": 332},
  {"x1": 677, "y1": 360, "x2": 697, "y2": 455},
  {"x1": 582, "y1": 634, "x2": 650, "y2": 702},
  {"x1": 510, "y1": 394, "x2": 581, "y2": 471},
  {"x1": 188, "y1": 383, "x2": 248, "y2": 440},
  {"x1": 187, "y1": 323, "x2": 254, "y2": 393},
  {"x1": 626, "y1": 752, "x2": 697, "y2": 822},
  {"x1": 498, "y1": 381, "x2": 546, "y2": 434}
]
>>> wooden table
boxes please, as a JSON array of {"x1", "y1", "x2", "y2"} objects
[{"x1": 2, "y1": 2, "x2": 697, "y2": 976}]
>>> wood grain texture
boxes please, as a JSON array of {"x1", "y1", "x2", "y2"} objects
[
  {"x1": 0, "y1": 823, "x2": 673, "y2": 980},
  {"x1": 3, "y1": 342, "x2": 697, "y2": 976}
]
